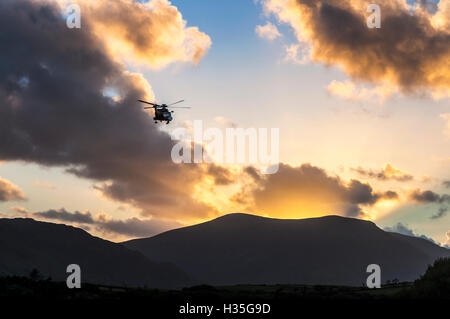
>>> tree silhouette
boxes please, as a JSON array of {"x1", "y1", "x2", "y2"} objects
[
  {"x1": 408, "y1": 258, "x2": 450, "y2": 298},
  {"x1": 29, "y1": 268, "x2": 41, "y2": 281}
]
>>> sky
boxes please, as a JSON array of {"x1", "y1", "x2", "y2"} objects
[{"x1": 0, "y1": 0, "x2": 449, "y2": 245}]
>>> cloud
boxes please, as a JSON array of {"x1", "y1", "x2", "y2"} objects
[
  {"x1": 233, "y1": 163, "x2": 398, "y2": 218},
  {"x1": 327, "y1": 80, "x2": 395, "y2": 103},
  {"x1": 444, "y1": 180, "x2": 450, "y2": 188},
  {"x1": 351, "y1": 164, "x2": 414, "y2": 182},
  {"x1": 94, "y1": 212, "x2": 182, "y2": 238},
  {"x1": 255, "y1": 22, "x2": 282, "y2": 40},
  {"x1": 34, "y1": 208, "x2": 95, "y2": 224},
  {"x1": 384, "y1": 222, "x2": 415, "y2": 237},
  {"x1": 9, "y1": 206, "x2": 30, "y2": 217},
  {"x1": 418, "y1": 0, "x2": 438, "y2": 14},
  {"x1": 283, "y1": 44, "x2": 310, "y2": 65},
  {"x1": 207, "y1": 165, "x2": 235, "y2": 186},
  {"x1": 410, "y1": 189, "x2": 450, "y2": 220},
  {"x1": 58, "y1": 0, "x2": 212, "y2": 69},
  {"x1": 431, "y1": 0, "x2": 450, "y2": 30},
  {"x1": 410, "y1": 189, "x2": 450, "y2": 204},
  {"x1": 261, "y1": 0, "x2": 450, "y2": 98},
  {"x1": 244, "y1": 166, "x2": 262, "y2": 181},
  {"x1": 29, "y1": 208, "x2": 181, "y2": 238},
  {"x1": 0, "y1": 178, "x2": 26, "y2": 202},
  {"x1": 384, "y1": 222, "x2": 437, "y2": 244},
  {"x1": 0, "y1": 0, "x2": 217, "y2": 221},
  {"x1": 445, "y1": 230, "x2": 450, "y2": 247},
  {"x1": 430, "y1": 206, "x2": 448, "y2": 220}
]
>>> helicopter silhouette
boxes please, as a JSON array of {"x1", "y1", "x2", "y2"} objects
[{"x1": 138, "y1": 99, "x2": 190, "y2": 124}]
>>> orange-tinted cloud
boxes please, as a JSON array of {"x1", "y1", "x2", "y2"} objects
[
  {"x1": 58, "y1": 0, "x2": 212, "y2": 69},
  {"x1": 0, "y1": 178, "x2": 25, "y2": 202},
  {"x1": 351, "y1": 164, "x2": 414, "y2": 182},
  {"x1": 327, "y1": 80, "x2": 395, "y2": 102},
  {"x1": 0, "y1": 0, "x2": 215, "y2": 222},
  {"x1": 262, "y1": 0, "x2": 450, "y2": 97},
  {"x1": 232, "y1": 163, "x2": 398, "y2": 219}
]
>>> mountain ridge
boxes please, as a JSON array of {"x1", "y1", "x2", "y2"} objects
[
  {"x1": 124, "y1": 213, "x2": 449, "y2": 286},
  {"x1": 0, "y1": 218, "x2": 192, "y2": 288},
  {"x1": 2, "y1": 214, "x2": 448, "y2": 288}
]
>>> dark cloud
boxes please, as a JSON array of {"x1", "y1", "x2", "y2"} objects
[
  {"x1": 31, "y1": 208, "x2": 181, "y2": 238},
  {"x1": 430, "y1": 207, "x2": 448, "y2": 220},
  {"x1": 230, "y1": 192, "x2": 250, "y2": 206},
  {"x1": 236, "y1": 163, "x2": 398, "y2": 218},
  {"x1": 443, "y1": 180, "x2": 450, "y2": 188},
  {"x1": 34, "y1": 208, "x2": 94, "y2": 224},
  {"x1": 410, "y1": 190, "x2": 450, "y2": 203},
  {"x1": 94, "y1": 215, "x2": 182, "y2": 238},
  {"x1": 384, "y1": 222, "x2": 438, "y2": 244},
  {"x1": 345, "y1": 180, "x2": 398, "y2": 205},
  {"x1": 382, "y1": 191, "x2": 399, "y2": 200},
  {"x1": 344, "y1": 204, "x2": 365, "y2": 218},
  {"x1": 351, "y1": 164, "x2": 414, "y2": 182},
  {"x1": 244, "y1": 166, "x2": 262, "y2": 181},
  {"x1": 0, "y1": 178, "x2": 25, "y2": 202},
  {"x1": 0, "y1": 0, "x2": 216, "y2": 220},
  {"x1": 410, "y1": 189, "x2": 450, "y2": 220},
  {"x1": 264, "y1": 0, "x2": 450, "y2": 95},
  {"x1": 207, "y1": 165, "x2": 234, "y2": 186}
]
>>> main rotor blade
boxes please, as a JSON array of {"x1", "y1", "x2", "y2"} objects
[
  {"x1": 168, "y1": 100, "x2": 185, "y2": 106},
  {"x1": 138, "y1": 99, "x2": 159, "y2": 106},
  {"x1": 143, "y1": 107, "x2": 155, "y2": 109},
  {"x1": 168, "y1": 106, "x2": 191, "y2": 109}
]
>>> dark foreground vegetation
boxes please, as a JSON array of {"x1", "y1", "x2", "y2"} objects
[{"x1": 1, "y1": 258, "x2": 448, "y2": 317}]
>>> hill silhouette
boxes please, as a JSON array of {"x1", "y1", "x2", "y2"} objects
[
  {"x1": 124, "y1": 213, "x2": 450, "y2": 286},
  {"x1": 0, "y1": 218, "x2": 191, "y2": 288}
]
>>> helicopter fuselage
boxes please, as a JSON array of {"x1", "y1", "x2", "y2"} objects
[
  {"x1": 154, "y1": 107, "x2": 173, "y2": 124},
  {"x1": 138, "y1": 99, "x2": 187, "y2": 124}
]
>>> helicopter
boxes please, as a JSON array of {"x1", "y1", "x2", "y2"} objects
[{"x1": 138, "y1": 99, "x2": 190, "y2": 124}]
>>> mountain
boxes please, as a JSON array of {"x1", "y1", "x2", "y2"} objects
[
  {"x1": 387, "y1": 232, "x2": 449, "y2": 260},
  {"x1": 0, "y1": 218, "x2": 191, "y2": 288},
  {"x1": 123, "y1": 213, "x2": 450, "y2": 286}
]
